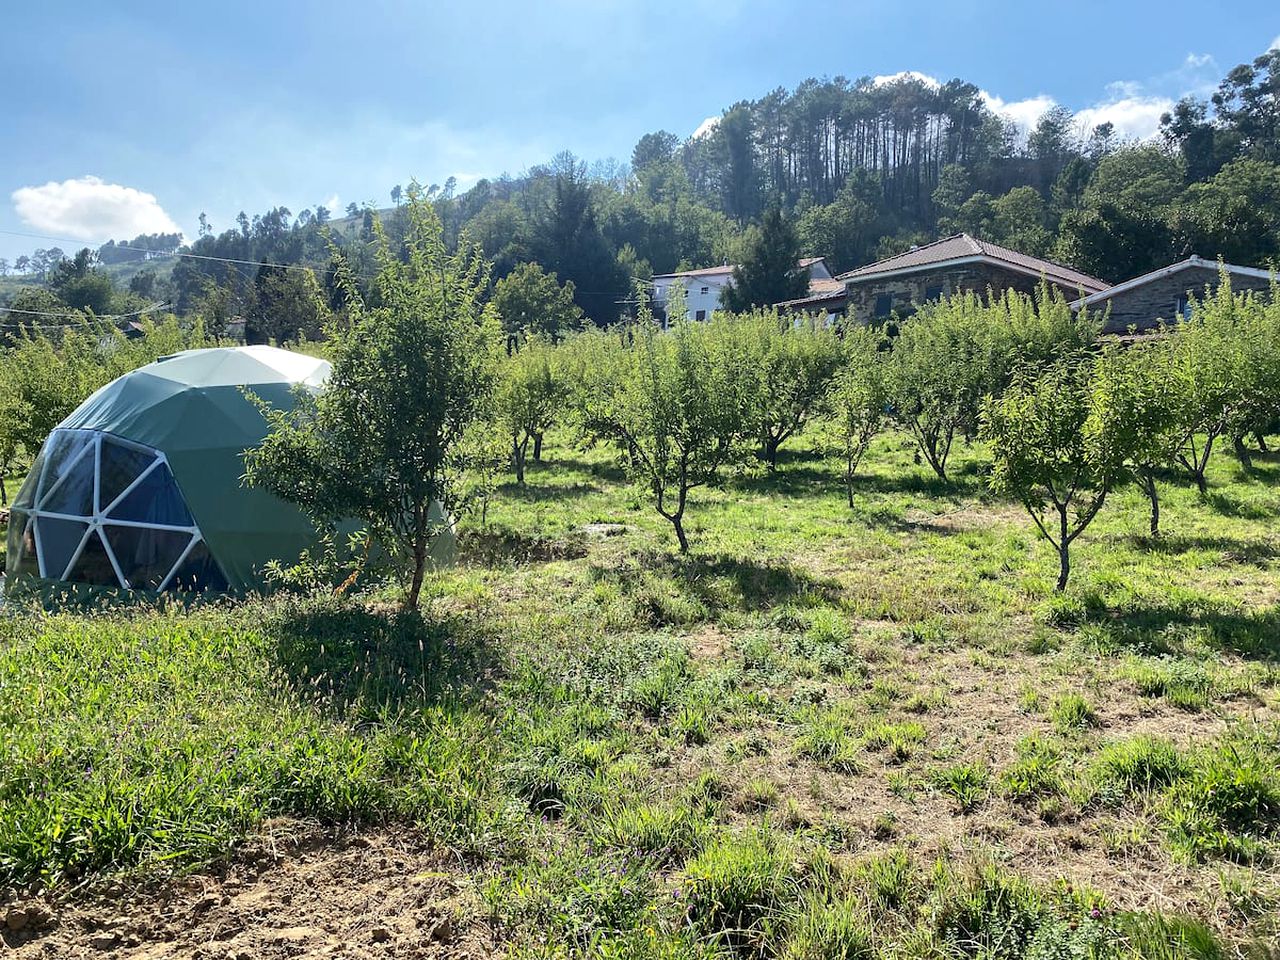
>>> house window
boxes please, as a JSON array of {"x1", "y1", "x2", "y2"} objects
[
  {"x1": 700, "y1": 286, "x2": 710, "y2": 295},
  {"x1": 874, "y1": 294, "x2": 893, "y2": 318},
  {"x1": 1174, "y1": 296, "x2": 1191, "y2": 321},
  {"x1": 695, "y1": 309, "x2": 707, "y2": 321},
  {"x1": 924, "y1": 284, "x2": 944, "y2": 302}
]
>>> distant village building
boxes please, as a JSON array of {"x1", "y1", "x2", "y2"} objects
[
  {"x1": 803, "y1": 234, "x2": 1107, "y2": 326},
  {"x1": 1070, "y1": 256, "x2": 1275, "y2": 334},
  {"x1": 652, "y1": 258, "x2": 832, "y2": 323}
]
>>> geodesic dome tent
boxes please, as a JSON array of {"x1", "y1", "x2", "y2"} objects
[{"x1": 5, "y1": 346, "x2": 335, "y2": 599}]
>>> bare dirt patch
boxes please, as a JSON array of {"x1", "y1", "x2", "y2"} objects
[{"x1": 3, "y1": 824, "x2": 499, "y2": 959}]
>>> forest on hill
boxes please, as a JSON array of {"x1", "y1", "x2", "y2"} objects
[{"x1": 2, "y1": 47, "x2": 1278, "y2": 334}]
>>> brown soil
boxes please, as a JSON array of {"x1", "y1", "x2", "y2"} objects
[{"x1": 2, "y1": 824, "x2": 500, "y2": 959}]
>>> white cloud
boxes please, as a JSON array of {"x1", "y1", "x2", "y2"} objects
[
  {"x1": 1184, "y1": 52, "x2": 1215, "y2": 69},
  {"x1": 1075, "y1": 96, "x2": 1173, "y2": 140},
  {"x1": 1270, "y1": 35, "x2": 1280, "y2": 51},
  {"x1": 12, "y1": 175, "x2": 181, "y2": 242},
  {"x1": 322, "y1": 193, "x2": 340, "y2": 212},
  {"x1": 872, "y1": 70, "x2": 941, "y2": 89},
  {"x1": 982, "y1": 91, "x2": 1057, "y2": 132},
  {"x1": 692, "y1": 115, "x2": 719, "y2": 140}
]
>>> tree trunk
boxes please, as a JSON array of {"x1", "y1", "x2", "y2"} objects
[
  {"x1": 1055, "y1": 505, "x2": 1070, "y2": 592},
  {"x1": 405, "y1": 533, "x2": 427, "y2": 611},
  {"x1": 513, "y1": 437, "x2": 526, "y2": 484},
  {"x1": 533, "y1": 432, "x2": 544, "y2": 462},
  {"x1": 0, "y1": 474, "x2": 7, "y2": 507},
  {"x1": 1257, "y1": 434, "x2": 1270, "y2": 454},
  {"x1": 1193, "y1": 469, "x2": 1207, "y2": 495},
  {"x1": 1234, "y1": 435, "x2": 1254, "y2": 469},
  {"x1": 763, "y1": 436, "x2": 780, "y2": 470},
  {"x1": 1141, "y1": 470, "x2": 1160, "y2": 538},
  {"x1": 845, "y1": 467, "x2": 854, "y2": 510},
  {"x1": 671, "y1": 512, "x2": 689, "y2": 553}
]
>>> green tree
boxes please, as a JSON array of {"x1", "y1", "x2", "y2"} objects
[
  {"x1": 982, "y1": 358, "x2": 1124, "y2": 591},
  {"x1": 825, "y1": 326, "x2": 886, "y2": 508},
  {"x1": 574, "y1": 288, "x2": 748, "y2": 552},
  {"x1": 886, "y1": 287, "x2": 1097, "y2": 481},
  {"x1": 49, "y1": 248, "x2": 117, "y2": 315},
  {"x1": 494, "y1": 338, "x2": 566, "y2": 484},
  {"x1": 244, "y1": 188, "x2": 502, "y2": 610},
  {"x1": 1164, "y1": 273, "x2": 1267, "y2": 493},
  {"x1": 492, "y1": 262, "x2": 584, "y2": 344},
  {"x1": 721, "y1": 206, "x2": 808, "y2": 313},
  {"x1": 631, "y1": 131, "x2": 680, "y2": 172},
  {"x1": 735, "y1": 310, "x2": 844, "y2": 468},
  {"x1": 1091, "y1": 341, "x2": 1184, "y2": 537},
  {"x1": 248, "y1": 266, "x2": 332, "y2": 344}
]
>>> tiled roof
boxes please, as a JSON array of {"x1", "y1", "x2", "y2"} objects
[
  {"x1": 838, "y1": 234, "x2": 1107, "y2": 293},
  {"x1": 1069, "y1": 255, "x2": 1275, "y2": 309},
  {"x1": 655, "y1": 256, "x2": 827, "y2": 281},
  {"x1": 777, "y1": 277, "x2": 847, "y2": 308},
  {"x1": 653, "y1": 264, "x2": 736, "y2": 279}
]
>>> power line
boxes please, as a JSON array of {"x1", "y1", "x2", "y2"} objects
[
  {"x1": 0, "y1": 302, "x2": 170, "y2": 327},
  {"x1": 0, "y1": 228, "x2": 332, "y2": 276},
  {"x1": 0, "y1": 227, "x2": 657, "y2": 299}
]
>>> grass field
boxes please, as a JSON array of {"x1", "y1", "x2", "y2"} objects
[{"x1": 2, "y1": 429, "x2": 1278, "y2": 957}]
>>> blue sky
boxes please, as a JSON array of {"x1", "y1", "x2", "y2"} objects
[{"x1": 2, "y1": 0, "x2": 1278, "y2": 262}]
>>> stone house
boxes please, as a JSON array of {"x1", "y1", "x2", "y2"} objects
[
  {"x1": 828, "y1": 234, "x2": 1108, "y2": 326},
  {"x1": 1070, "y1": 256, "x2": 1275, "y2": 334}
]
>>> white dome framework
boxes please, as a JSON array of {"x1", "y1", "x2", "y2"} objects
[{"x1": 11, "y1": 427, "x2": 227, "y2": 592}]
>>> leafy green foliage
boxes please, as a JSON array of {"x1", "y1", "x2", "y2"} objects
[
  {"x1": 244, "y1": 187, "x2": 502, "y2": 609},
  {"x1": 492, "y1": 261, "x2": 584, "y2": 343},
  {"x1": 495, "y1": 338, "x2": 568, "y2": 483},
  {"x1": 983, "y1": 356, "x2": 1125, "y2": 590},
  {"x1": 571, "y1": 293, "x2": 751, "y2": 552},
  {"x1": 888, "y1": 286, "x2": 1097, "y2": 482},
  {"x1": 824, "y1": 325, "x2": 885, "y2": 508},
  {"x1": 721, "y1": 207, "x2": 808, "y2": 313},
  {"x1": 732, "y1": 310, "x2": 844, "y2": 468}
]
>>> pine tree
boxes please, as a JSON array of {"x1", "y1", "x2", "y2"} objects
[{"x1": 722, "y1": 207, "x2": 809, "y2": 313}]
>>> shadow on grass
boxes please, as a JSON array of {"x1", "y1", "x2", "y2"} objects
[
  {"x1": 591, "y1": 549, "x2": 843, "y2": 624},
  {"x1": 1203, "y1": 491, "x2": 1278, "y2": 520},
  {"x1": 1083, "y1": 599, "x2": 1280, "y2": 661},
  {"x1": 732, "y1": 465, "x2": 836, "y2": 498},
  {"x1": 497, "y1": 478, "x2": 603, "y2": 502},
  {"x1": 459, "y1": 528, "x2": 588, "y2": 565},
  {"x1": 1127, "y1": 533, "x2": 1280, "y2": 566},
  {"x1": 852, "y1": 457, "x2": 990, "y2": 500},
  {"x1": 265, "y1": 596, "x2": 497, "y2": 715},
  {"x1": 540, "y1": 455, "x2": 628, "y2": 484}
]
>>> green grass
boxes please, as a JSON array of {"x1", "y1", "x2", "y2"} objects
[{"x1": 3, "y1": 428, "x2": 1280, "y2": 954}]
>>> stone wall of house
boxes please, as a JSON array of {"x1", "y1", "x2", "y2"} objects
[
  {"x1": 844, "y1": 264, "x2": 1084, "y2": 325},
  {"x1": 1095, "y1": 266, "x2": 1274, "y2": 333}
]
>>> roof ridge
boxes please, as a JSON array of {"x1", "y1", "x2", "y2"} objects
[
  {"x1": 836, "y1": 234, "x2": 968, "y2": 279},
  {"x1": 974, "y1": 236, "x2": 1104, "y2": 283}
]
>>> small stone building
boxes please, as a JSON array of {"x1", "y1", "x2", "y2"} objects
[
  {"x1": 1070, "y1": 256, "x2": 1275, "y2": 334},
  {"x1": 834, "y1": 234, "x2": 1108, "y2": 326}
]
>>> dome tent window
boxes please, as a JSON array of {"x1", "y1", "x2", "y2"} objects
[{"x1": 17, "y1": 428, "x2": 224, "y2": 592}]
